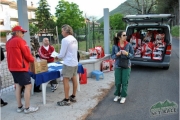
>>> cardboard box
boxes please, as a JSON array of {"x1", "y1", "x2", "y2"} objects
[{"x1": 30, "y1": 59, "x2": 48, "y2": 74}]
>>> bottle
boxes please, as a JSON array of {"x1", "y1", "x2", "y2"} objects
[{"x1": 36, "y1": 57, "x2": 41, "y2": 62}]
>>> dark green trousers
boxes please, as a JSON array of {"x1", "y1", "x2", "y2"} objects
[{"x1": 114, "y1": 67, "x2": 131, "y2": 97}]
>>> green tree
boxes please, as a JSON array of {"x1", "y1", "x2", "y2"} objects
[
  {"x1": 124, "y1": 0, "x2": 157, "y2": 14},
  {"x1": 155, "y1": 0, "x2": 178, "y2": 13},
  {"x1": 0, "y1": 32, "x2": 6, "y2": 37},
  {"x1": 100, "y1": 22, "x2": 104, "y2": 28},
  {"x1": 29, "y1": 23, "x2": 39, "y2": 36},
  {"x1": 155, "y1": 0, "x2": 179, "y2": 25},
  {"x1": 99, "y1": 14, "x2": 126, "y2": 30},
  {"x1": 47, "y1": 15, "x2": 57, "y2": 34},
  {"x1": 35, "y1": 0, "x2": 56, "y2": 34},
  {"x1": 55, "y1": 0, "x2": 85, "y2": 33},
  {"x1": 110, "y1": 13, "x2": 126, "y2": 30}
]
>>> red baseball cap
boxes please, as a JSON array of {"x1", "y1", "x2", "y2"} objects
[{"x1": 12, "y1": 25, "x2": 27, "y2": 32}]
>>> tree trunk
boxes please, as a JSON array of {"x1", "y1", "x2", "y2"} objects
[{"x1": 173, "y1": 6, "x2": 179, "y2": 25}]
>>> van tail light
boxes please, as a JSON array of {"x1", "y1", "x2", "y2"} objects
[{"x1": 165, "y1": 44, "x2": 171, "y2": 55}]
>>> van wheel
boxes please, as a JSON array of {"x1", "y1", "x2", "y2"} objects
[{"x1": 163, "y1": 66, "x2": 169, "y2": 70}]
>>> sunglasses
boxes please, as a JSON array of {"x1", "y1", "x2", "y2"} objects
[
  {"x1": 18, "y1": 31, "x2": 24, "y2": 34},
  {"x1": 156, "y1": 38, "x2": 162, "y2": 41}
]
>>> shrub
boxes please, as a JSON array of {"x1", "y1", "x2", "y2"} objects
[
  {"x1": 52, "y1": 44, "x2": 60, "y2": 52},
  {"x1": 171, "y1": 26, "x2": 179, "y2": 37},
  {"x1": 0, "y1": 32, "x2": 6, "y2": 37}
]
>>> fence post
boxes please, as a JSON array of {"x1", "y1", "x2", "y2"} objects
[
  {"x1": 85, "y1": 23, "x2": 88, "y2": 52},
  {"x1": 87, "y1": 22, "x2": 91, "y2": 49},
  {"x1": 93, "y1": 21, "x2": 95, "y2": 48}
]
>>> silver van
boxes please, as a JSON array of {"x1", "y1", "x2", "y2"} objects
[{"x1": 123, "y1": 14, "x2": 175, "y2": 70}]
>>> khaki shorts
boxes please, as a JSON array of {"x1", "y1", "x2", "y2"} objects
[{"x1": 62, "y1": 65, "x2": 78, "y2": 78}]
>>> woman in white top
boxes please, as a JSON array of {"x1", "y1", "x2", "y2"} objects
[{"x1": 57, "y1": 24, "x2": 78, "y2": 106}]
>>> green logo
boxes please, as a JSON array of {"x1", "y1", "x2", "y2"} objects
[{"x1": 150, "y1": 100, "x2": 178, "y2": 116}]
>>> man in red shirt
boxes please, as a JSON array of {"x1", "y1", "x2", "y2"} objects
[
  {"x1": 38, "y1": 38, "x2": 58, "y2": 92},
  {"x1": 6, "y1": 26, "x2": 39, "y2": 113}
]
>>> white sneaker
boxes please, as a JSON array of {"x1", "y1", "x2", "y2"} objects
[
  {"x1": 24, "y1": 106, "x2": 39, "y2": 114},
  {"x1": 51, "y1": 84, "x2": 58, "y2": 92},
  {"x1": 53, "y1": 84, "x2": 58, "y2": 90},
  {"x1": 113, "y1": 96, "x2": 120, "y2": 102},
  {"x1": 17, "y1": 106, "x2": 24, "y2": 113},
  {"x1": 120, "y1": 97, "x2": 126, "y2": 104}
]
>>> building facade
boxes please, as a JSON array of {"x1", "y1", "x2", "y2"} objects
[{"x1": 0, "y1": 0, "x2": 36, "y2": 32}]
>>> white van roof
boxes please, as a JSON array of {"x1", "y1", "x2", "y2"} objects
[
  {"x1": 124, "y1": 14, "x2": 174, "y2": 19},
  {"x1": 123, "y1": 14, "x2": 175, "y2": 25}
]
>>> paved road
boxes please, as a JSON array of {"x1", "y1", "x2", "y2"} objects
[{"x1": 87, "y1": 38, "x2": 179, "y2": 120}]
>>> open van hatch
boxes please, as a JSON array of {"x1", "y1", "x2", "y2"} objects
[
  {"x1": 122, "y1": 14, "x2": 175, "y2": 69},
  {"x1": 122, "y1": 14, "x2": 175, "y2": 25}
]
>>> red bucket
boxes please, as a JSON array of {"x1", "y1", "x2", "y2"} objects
[{"x1": 80, "y1": 68, "x2": 87, "y2": 84}]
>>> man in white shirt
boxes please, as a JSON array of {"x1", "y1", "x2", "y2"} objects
[{"x1": 56, "y1": 24, "x2": 78, "y2": 106}]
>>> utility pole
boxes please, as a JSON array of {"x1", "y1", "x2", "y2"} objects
[
  {"x1": 17, "y1": 0, "x2": 31, "y2": 48},
  {"x1": 104, "y1": 8, "x2": 110, "y2": 54}
]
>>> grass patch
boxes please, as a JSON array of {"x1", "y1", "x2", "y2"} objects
[
  {"x1": 78, "y1": 40, "x2": 113, "y2": 53},
  {"x1": 171, "y1": 25, "x2": 180, "y2": 37}
]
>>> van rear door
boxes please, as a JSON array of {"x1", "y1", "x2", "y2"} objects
[{"x1": 122, "y1": 14, "x2": 175, "y2": 25}]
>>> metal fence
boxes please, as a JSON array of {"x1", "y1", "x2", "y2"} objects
[
  {"x1": 74, "y1": 28, "x2": 121, "y2": 53},
  {"x1": 51, "y1": 28, "x2": 122, "y2": 55},
  {"x1": 0, "y1": 52, "x2": 15, "y2": 94}
]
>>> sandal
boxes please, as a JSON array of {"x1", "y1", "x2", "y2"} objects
[{"x1": 57, "y1": 99, "x2": 70, "y2": 106}]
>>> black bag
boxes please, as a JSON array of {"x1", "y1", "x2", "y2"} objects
[
  {"x1": 118, "y1": 55, "x2": 129, "y2": 69},
  {"x1": 77, "y1": 51, "x2": 80, "y2": 62},
  {"x1": 1, "y1": 47, "x2": 5, "y2": 61}
]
